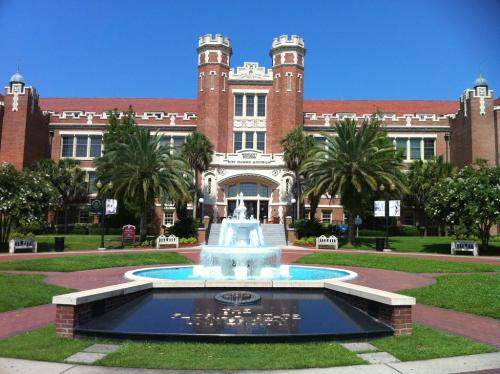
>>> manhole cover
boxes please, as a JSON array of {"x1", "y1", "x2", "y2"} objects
[{"x1": 214, "y1": 291, "x2": 261, "y2": 305}]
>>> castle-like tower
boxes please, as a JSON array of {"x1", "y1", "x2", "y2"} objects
[
  {"x1": 267, "y1": 35, "x2": 306, "y2": 153},
  {"x1": 450, "y1": 74, "x2": 498, "y2": 167},
  {"x1": 0, "y1": 71, "x2": 48, "y2": 169},
  {"x1": 196, "y1": 34, "x2": 232, "y2": 152}
]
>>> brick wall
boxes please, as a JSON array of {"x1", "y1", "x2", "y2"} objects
[
  {"x1": 55, "y1": 289, "x2": 149, "y2": 337},
  {"x1": 331, "y1": 291, "x2": 413, "y2": 335}
]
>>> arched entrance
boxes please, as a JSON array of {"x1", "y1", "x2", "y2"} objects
[{"x1": 221, "y1": 176, "x2": 277, "y2": 222}]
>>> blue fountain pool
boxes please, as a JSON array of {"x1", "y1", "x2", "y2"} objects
[{"x1": 125, "y1": 265, "x2": 357, "y2": 281}]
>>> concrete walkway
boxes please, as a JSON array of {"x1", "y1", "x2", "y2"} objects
[{"x1": 0, "y1": 352, "x2": 499, "y2": 374}]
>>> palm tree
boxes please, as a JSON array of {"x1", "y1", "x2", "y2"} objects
[
  {"x1": 303, "y1": 118, "x2": 405, "y2": 244},
  {"x1": 95, "y1": 128, "x2": 191, "y2": 241},
  {"x1": 181, "y1": 132, "x2": 214, "y2": 219},
  {"x1": 281, "y1": 128, "x2": 315, "y2": 220},
  {"x1": 33, "y1": 159, "x2": 88, "y2": 234},
  {"x1": 407, "y1": 156, "x2": 455, "y2": 235}
]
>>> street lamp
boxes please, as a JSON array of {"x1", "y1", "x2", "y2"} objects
[
  {"x1": 96, "y1": 181, "x2": 113, "y2": 250},
  {"x1": 379, "y1": 183, "x2": 395, "y2": 249},
  {"x1": 199, "y1": 197, "x2": 204, "y2": 221},
  {"x1": 291, "y1": 198, "x2": 296, "y2": 224}
]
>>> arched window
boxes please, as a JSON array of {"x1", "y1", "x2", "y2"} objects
[
  {"x1": 210, "y1": 72, "x2": 216, "y2": 90},
  {"x1": 208, "y1": 178, "x2": 212, "y2": 194},
  {"x1": 286, "y1": 73, "x2": 292, "y2": 91},
  {"x1": 199, "y1": 73, "x2": 204, "y2": 91}
]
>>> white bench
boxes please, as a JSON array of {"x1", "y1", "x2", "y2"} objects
[
  {"x1": 316, "y1": 235, "x2": 338, "y2": 249},
  {"x1": 9, "y1": 238, "x2": 38, "y2": 254},
  {"x1": 451, "y1": 241, "x2": 478, "y2": 256},
  {"x1": 156, "y1": 234, "x2": 179, "y2": 249}
]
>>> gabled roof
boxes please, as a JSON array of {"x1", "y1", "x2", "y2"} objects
[
  {"x1": 39, "y1": 98, "x2": 197, "y2": 114},
  {"x1": 304, "y1": 100, "x2": 459, "y2": 116}
]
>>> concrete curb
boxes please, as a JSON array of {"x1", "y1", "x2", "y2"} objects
[{"x1": 0, "y1": 352, "x2": 499, "y2": 374}]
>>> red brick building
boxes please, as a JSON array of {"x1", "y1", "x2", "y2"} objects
[{"x1": 0, "y1": 35, "x2": 498, "y2": 231}]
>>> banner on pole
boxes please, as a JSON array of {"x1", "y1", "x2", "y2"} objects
[{"x1": 374, "y1": 201, "x2": 385, "y2": 217}]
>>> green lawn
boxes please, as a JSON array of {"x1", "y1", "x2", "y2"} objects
[
  {"x1": 0, "y1": 252, "x2": 191, "y2": 272},
  {"x1": 0, "y1": 325, "x2": 495, "y2": 369},
  {"x1": 0, "y1": 326, "x2": 95, "y2": 362},
  {"x1": 400, "y1": 274, "x2": 500, "y2": 318},
  {"x1": 295, "y1": 252, "x2": 500, "y2": 273},
  {"x1": 0, "y1": 274, "x2": 76, "y2": 312},
  {"x1": 372, "y1": 324, "x2": 497, "y2": 361},
  {"x1": 338, "y1": 235, "x2": 500, "y2": 254},
  {"x1": 34, "y1": 235, "x2": 124, "y2": 252}
]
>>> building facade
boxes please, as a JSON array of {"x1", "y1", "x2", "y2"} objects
[{"x1": 0, "y1": 34, "x2": 499, "y2": 231}]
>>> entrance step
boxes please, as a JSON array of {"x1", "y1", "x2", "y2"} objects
[
  {"x1": 206, "y1": 223, "x2": 287, "y2": 246},
  {"x1": 261, "y1": 224, "x2": 287, "y2": 246}
]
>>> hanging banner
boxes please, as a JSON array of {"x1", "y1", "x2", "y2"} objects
[
  {"x1": 374, "y1": 201, "x2": 385, "y2": 217},
  {"x1": 389, "y1": 200, "x2": 401, "y2": 217},
  {"x1": 105, "y1": 199, "x2": 118, "y2": 215}
]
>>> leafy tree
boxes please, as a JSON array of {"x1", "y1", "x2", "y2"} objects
[
  {"x1": 103, "y1": 106, "x2": 138, "y2": 146},
  {"x1": 281, "y1": 128, "x2": 315, "y2": 219},
  {"x1": 0, "y1": 164, "x2": 56, "y2": 249},
  {"x1": 32, "y1": 159, "x2": 88, "y2": 234},
  {"x1": 95, "y1": 128, "x2": 191, "y2": 241},
  {"x1": 303, "y1": 118, "x2": 405, "y2": 244},
  {"x1": 427, "y1": 161, "x2": 500, "y2": 248},
  {"x1": 406, "y1": 156, "x2": 455, "y2": 235},
  {"x1": 181, "y1": 132, "x2": 214, "y2": 219}
]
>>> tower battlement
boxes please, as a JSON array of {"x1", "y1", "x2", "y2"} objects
[
  {"x1": 271, "y1": 35, "x2": 304, "y2": 49},
  {"x1": 198, "y1": 34, "x2": 231, "y2": 48}
]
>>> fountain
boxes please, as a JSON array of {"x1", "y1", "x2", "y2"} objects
[{"x1": 195, "y1": 192, "x2": 284, "y2": 280}]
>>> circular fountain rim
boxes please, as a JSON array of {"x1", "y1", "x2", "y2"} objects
[{"x1": 124, "y1": 265, "x2": 358, "y2": 282}]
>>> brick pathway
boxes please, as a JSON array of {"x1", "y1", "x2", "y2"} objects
[{"x1": 0, "y1": 248, "x2": 499, "y2": 348}]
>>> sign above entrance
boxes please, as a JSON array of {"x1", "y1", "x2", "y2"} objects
[{"x1": 214, "y1": 152, "x2": 284, "y2": 166}]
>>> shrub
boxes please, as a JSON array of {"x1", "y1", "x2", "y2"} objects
[
  {"x1": 295, "y1": 236, "x2": 316, "y2": 245},
  {"x1": 358, "y1": 229, "x2": 385, "y2": 237},
  {"x1": 294, "y1": 219, "x2": 323, "y2": 238},
  {"x1": 169, "y1": 217, "x2": 198, "y2": 239},
  {"x1": 72, "y1": 223, "x2": 89, "y2": 234},
  {"x1": 398, "y1": 225, "x2": 420, "y2": 236},
  {"x1": 8, "y1": 231, "x2": 36, "y2": 240},
  {"x1": 451, "y1": 224, "x2": 478, "y2": 241},
  {"x1": 179, "y1": 237, "x2": 198, "y2": 244}
]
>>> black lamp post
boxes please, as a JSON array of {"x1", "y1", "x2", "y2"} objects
[
  {"x1": 96, "y1": 181, "x2": 113, "y2": 250},
  {"x1": 199, "y1": 197, "x2": 204, "y2": 222},
  {"x1": 379, "y1": 183, "x2": 395, "y2": 249},
  {"x1": 291, "y1": 198, "x2": 296, "y2": 224}
]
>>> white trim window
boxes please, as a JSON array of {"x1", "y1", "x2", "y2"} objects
[
  {"x1": 233, "y1": 131, "x2": 265, "y2": 152},
  {"x1": 61, "y1": 134, "x2": 102, "y2": 159},
  {"x1": 164, "y1": 210, "x2": 174, "y2": 227},
  {"x1": 322, "y1": 210, "x2": 332, "y2": 224},
  {"x1": 234, "y1": 94, "x2": 266, "y2": 118}
]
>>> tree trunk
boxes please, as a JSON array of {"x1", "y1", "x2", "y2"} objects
[
  {"x1": 295, "y1": 171, "x2": 300, "y2": 220},
  {"x1": 347, "y1": 211, "x2": 356, "y2": 245},
  {"x1": 310, "y1": 193, "x2": 319, "y2": 220},
  {"x1": 64, "y1": 206, "x2": 69, "y2": 235},
  {"x1": 139, "y1": 211, "x2": 147, "y2": 242},
  {"x1": 193, "y1": 169, "x2": 198, "y2": 220}
]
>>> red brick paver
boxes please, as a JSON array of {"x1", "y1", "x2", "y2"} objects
[
  {"x1": 414, "y1": 304, "x2": 500, "y2": 347},
  {"x1": 0, "y1": 304, "x2": 55, "y2": 339}
]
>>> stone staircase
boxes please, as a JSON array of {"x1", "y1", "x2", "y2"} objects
[
  {"x1": 207, "y1": 223, "x2": 221, "y2": 245},
  {"x1": 206, "y1": 223, "x2": 287, "y2": 246}
]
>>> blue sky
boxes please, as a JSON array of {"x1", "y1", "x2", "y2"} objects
[{"x1": 0, "y1": 0, "x2": 499, "y2": 100}]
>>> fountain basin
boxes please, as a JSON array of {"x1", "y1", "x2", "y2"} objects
[{"x1": 125, "y1": 265, "x2": 358, "y2": 281}]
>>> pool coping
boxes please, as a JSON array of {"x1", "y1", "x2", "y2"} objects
[{"x1": 122, "y1": 264, "x2": 359, "y2": 283}]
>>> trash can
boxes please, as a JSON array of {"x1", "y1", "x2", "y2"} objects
[
  {"x1": 375, "y1": 237, "x2": 385, "y2": 252},
  {"x1": 54, "y1": 237, "x2": 65, "y2": 252}
]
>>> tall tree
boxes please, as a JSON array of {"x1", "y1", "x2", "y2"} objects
[
  {"x1": 33, "y1": 159, "x2": 88, "y2": 234},
  {"x1": 406, "y1": 156, "x2": 455, "y2": 235},
  {"x1": 303, "y1": 118, "x2": 405, "y2": 244},
  {"x1": 0, "y1": 164, "x2": 56, "y2": 249},
  {"x1": 181, "y1": 132, "x2": 214, "y2": 219},
  {"x1": 95, "y1": 128, "x2": 191, "y2": 241},
  {"x1": 427, "y1": 161, "x2": 500, "y2": 248},
  {"x1": 281, "y1": 128, "x2": 315, "y2": 220}
]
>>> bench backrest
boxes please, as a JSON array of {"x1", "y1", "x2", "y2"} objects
[{"x1": 12, "y1": 238, "x2": 35, "y2": 247}]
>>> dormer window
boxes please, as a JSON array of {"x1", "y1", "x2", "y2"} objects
[{"x1": 64, "y1": 111, "x2": 83, "y2": 118}]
